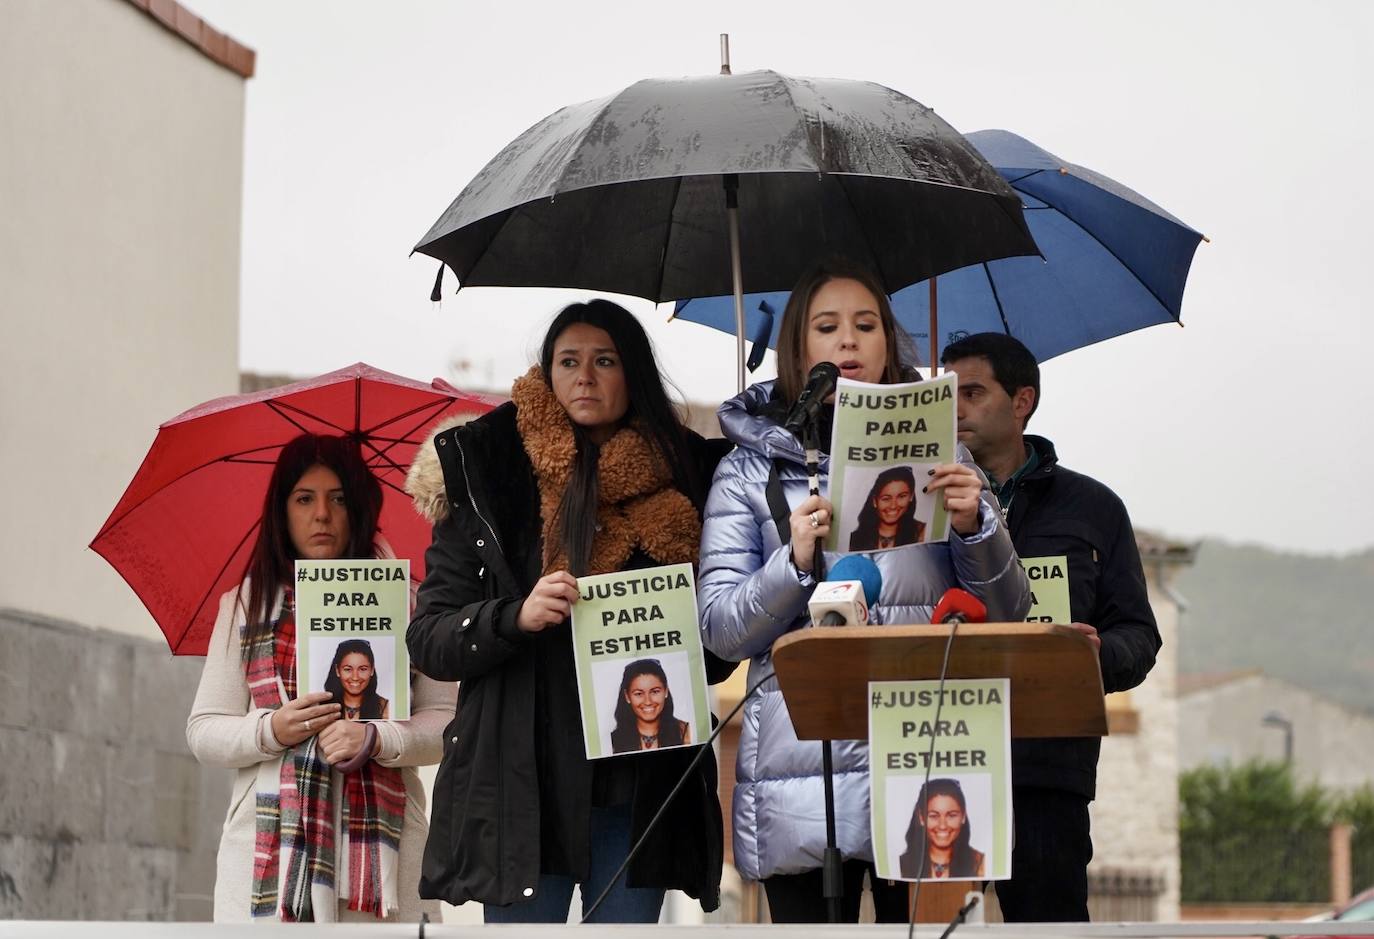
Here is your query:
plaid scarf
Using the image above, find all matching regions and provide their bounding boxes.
[245,591,405,920]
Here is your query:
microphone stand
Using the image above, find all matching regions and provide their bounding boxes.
[803,414,842,924]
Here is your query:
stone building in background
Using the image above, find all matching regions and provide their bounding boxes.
[0,0,252,919]
[1178,670,1374,794]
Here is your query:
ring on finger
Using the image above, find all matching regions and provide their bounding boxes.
[305,718,313,731]
[809,511,820,528]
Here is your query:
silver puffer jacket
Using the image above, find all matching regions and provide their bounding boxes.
[697,381,1030,881]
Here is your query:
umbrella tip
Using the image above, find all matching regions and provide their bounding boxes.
[719,33,731,75]
[1201,234,1212,244]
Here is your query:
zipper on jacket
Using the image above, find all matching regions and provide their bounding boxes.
[457,432,512,899]
[456,436,503,555]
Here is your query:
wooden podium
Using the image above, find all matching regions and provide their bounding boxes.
[771,622,1106,923]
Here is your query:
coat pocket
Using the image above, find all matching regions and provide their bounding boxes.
[224,767,257,827]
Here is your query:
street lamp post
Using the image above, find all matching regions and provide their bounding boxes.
[1261,710,1294,764]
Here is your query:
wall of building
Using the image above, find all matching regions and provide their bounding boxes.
[0,609,230,919]
[0,0,248,919]
[1086,559,1184,920]
[0,0,244,642]
[1179,674,1374,793]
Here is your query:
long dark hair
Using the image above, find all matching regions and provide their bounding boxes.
[538,299,696,576]
[899,778,980,878]
[848,466,921,551]
[609,658,684,753]
[322,638,386,720]
[775,257,906,406]
[240,433,382,657]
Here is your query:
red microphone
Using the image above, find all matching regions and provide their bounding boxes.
[931,588,988,625]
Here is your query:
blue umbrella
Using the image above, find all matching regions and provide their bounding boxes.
[671,129,1206,365]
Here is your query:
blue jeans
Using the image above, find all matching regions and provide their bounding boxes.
[483,804,665,924]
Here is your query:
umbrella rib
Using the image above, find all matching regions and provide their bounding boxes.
[453,204,524,286]
[550,96,619,196]
[654,175,686,302]
[94,442,290,537]
[979,262,1014,335]
[1002,169,1045,188]
[358,397,462,442]
[834,175,890,287]
[377,474,410,499]
[265,400,328,435]
[172,519,260,654]
[361,399,461,476]
[1017,188,1186,321]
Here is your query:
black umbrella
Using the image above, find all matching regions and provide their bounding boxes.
[415,69,1038,388]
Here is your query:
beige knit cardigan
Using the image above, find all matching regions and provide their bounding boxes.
[185,581,454,922]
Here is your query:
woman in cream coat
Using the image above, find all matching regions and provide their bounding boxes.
[186,434,454,922]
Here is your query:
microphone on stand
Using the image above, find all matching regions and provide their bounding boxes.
[805,551,883,923]
[784,361,840,436]
[808,555,883,626]
[906,587,989,936]
[931,588,988,626]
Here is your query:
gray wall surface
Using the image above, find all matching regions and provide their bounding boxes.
[0,609,228,920]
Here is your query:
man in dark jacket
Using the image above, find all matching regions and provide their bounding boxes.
[942,334,1161,922]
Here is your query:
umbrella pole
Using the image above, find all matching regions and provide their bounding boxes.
[725,174,746,393]
[929,276,939,376]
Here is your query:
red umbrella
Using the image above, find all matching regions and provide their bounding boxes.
[91,362,501,654]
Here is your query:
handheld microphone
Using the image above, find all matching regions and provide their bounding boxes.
[931,588,988,626]
[784,361,840,436]
[808,556,883,627]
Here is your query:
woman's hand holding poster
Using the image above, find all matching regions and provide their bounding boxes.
[294,559,411,721]
[569,562,711,759]
[868,678,1012,882]
[827,373,958,552]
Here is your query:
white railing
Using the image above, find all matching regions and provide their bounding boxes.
[2,923,1372,938]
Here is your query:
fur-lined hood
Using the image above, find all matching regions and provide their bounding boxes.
[405,413,475,524]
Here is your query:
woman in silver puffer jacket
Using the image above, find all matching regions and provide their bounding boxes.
[697,259,1030,923]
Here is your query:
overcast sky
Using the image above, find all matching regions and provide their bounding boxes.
[189,0,1373,555]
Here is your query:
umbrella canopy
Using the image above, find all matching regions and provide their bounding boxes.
[91,363,500,655]
[673,129,1206,363]
[414,70,1039,303]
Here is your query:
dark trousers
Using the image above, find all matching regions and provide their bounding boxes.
[995,786,1093,922]
[763,859,909,923]
[482,805,664,924]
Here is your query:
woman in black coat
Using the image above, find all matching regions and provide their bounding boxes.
[405,299,732,923]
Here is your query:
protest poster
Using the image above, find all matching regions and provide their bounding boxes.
[295,559,410,721]
[827,373,958,552]
[1019,555,1071,624]
[869,678,1012,882]
[569,562,710,760]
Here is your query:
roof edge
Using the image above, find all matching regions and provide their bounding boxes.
[124,0,255,79]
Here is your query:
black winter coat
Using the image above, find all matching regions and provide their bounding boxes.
[1006,436,1161,799]
[407,402,731,909]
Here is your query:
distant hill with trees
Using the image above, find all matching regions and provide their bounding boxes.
[1174,540,1374,715]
